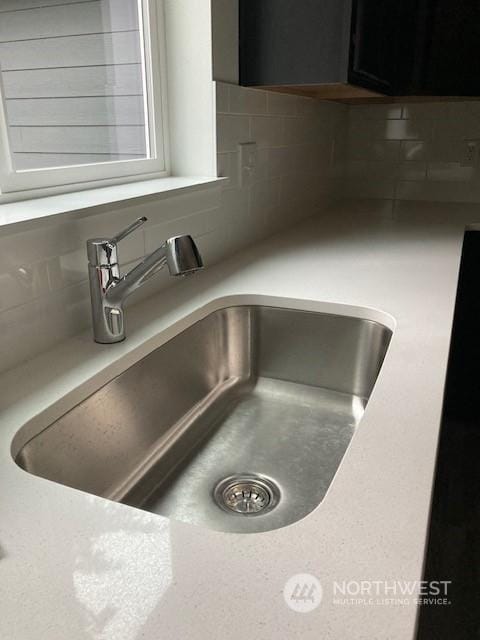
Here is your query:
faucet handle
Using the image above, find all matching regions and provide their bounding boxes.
[110,216,147,245]
[87,216,147,267]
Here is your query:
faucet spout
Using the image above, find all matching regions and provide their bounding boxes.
[87,223,204,344]
[106,244,168,305]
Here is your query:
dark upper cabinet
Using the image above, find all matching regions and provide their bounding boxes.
[240,0,353,88]
[240,0,480,99]
[411,0,480,96]
[349,0,398,95]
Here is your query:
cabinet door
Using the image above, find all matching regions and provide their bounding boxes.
[240,0,352,87]
[349,0,401,94]
[414,0,480,95]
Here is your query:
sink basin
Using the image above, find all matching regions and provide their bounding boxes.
[15,305,392,533]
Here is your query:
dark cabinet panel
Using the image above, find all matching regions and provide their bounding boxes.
[417,232,480,639]
[412,0,480,95]
[240,0,353,87]
[240,0,480,98]
[349,0,421,95]
[349,0,398,94]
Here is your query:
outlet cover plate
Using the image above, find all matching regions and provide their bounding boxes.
[239,142,258,187]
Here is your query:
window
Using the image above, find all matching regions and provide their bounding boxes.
[0,0,168,197]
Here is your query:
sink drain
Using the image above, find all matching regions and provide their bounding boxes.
[214,474,280,516]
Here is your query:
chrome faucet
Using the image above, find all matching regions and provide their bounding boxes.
[87,216,204,344]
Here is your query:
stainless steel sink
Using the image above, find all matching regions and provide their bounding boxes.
[15,305,392,533]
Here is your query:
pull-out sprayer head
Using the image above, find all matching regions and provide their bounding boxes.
[165,235,204,276]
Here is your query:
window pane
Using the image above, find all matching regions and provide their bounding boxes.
[0,0,150,171]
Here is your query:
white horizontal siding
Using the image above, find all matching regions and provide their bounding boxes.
[12,152,142,169]
[0,0,89,12]
[9,126,147,154]
[3,65,143,98]
[0,0,138,42]
[0,0,149,170]
[6,96,145,126]
[0,31,141,71]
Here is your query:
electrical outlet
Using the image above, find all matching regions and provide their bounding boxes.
[238,142,258,187]
[462,140,479,167]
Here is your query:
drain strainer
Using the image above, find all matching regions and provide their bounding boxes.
[214,474,280,516]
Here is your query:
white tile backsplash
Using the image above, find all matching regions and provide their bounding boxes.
[266,91,298,116]
[216,114,250,152]
[215,82,230,114]
[14,93,480,370]
[345,99,480,205]
[398,162,427,181]
[250,115,284,148]
[401,140,426,162]
[0,81,347,373]
[229,85,267,115]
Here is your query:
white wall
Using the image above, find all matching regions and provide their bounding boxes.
[0,82,347,373]
[164,0,217,177]
[344,101,480,205]
[216,83,346,243]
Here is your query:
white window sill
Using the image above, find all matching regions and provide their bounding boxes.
[0,177,225,231]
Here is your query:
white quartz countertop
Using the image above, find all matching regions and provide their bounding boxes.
[0,200,474,640]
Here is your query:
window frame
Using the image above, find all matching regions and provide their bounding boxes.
[0,0,169,199]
